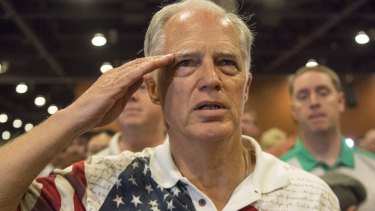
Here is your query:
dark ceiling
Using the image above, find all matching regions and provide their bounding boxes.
[1,0,375,139]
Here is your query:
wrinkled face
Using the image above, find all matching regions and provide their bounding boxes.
[117,82,163,129]
[291,71,344,133]
[241,112,260,139]
[149,10,251,141]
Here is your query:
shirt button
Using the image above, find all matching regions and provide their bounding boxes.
[198,199,206,206]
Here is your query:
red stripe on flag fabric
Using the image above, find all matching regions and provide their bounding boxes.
[65,161,87,201]
[67,161,87,210]
[33,174,62,210]
[239,205,258,211]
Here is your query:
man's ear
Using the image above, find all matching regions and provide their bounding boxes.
[144,75,160,104]
[244,73,252,102]
[337,91,346,113]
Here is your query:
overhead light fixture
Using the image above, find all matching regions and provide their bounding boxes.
[47,104,59,114]
[24,123,34,132]
[13,118,22,128]
[91,33,107,46]
[15,82,28,94]
[305,59,318,67]
[34,95,46,107]
[100,62,113,73]
[0,113,8,123]
[2,131,11,140]
[355,31,369,44]
[0,61,9,74]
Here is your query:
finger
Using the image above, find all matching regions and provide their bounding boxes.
[120,54,171,70]
[116,54,174,86]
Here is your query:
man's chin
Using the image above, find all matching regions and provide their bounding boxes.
[309,125,331,134]
[187,123,234,141]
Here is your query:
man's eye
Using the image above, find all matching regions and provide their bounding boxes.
[174,60,197,77]
[176,60,194,68]
[296,92,309,101]
[220,59,236,66]
[317,88,330,96]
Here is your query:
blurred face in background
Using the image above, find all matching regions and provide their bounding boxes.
[51,135,87,169]
[241,111,260,139]
[360,129,375,153]
[117,82,164,130]
[86,132,112,156]
[291,71,344,134]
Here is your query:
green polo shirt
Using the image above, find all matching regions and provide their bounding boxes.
[280,137,375,171]
[280,137,375,210]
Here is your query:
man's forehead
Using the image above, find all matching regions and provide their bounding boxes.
[294,72,333,89]
[167,8,231,30]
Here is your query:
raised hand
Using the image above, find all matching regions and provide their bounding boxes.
[68,54,174,131]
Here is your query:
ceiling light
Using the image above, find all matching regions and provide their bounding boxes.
[13,118,22,128]
[355,31,369,44]
[0,61,9,74]
[2,131,11,140]
[305,59,318,67]
[100,62,113,73]
[48,104,59,114]
[24,123,34,132]
[91,33,107,46]
[15,82,28,94]
[0,113,8,123]
[345,137,355,148]
[34,95,46,107]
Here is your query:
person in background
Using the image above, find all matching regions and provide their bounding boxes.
[38,131,91,177]
[358,129,375,154]
[280,64,375,210]
[320,171,367,211]
[266,133,297,157]
[86,129,114,157]
[259,127,287,150]
[96,82,166,156]
[0,1,339,210]
[240,108,260,140]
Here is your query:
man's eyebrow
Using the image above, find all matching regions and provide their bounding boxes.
[296,88,309,95]
[175,51,202,59]
[316,85,330,90]
[214,52,237,58]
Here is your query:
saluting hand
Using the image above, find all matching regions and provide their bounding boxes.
[68,54,174,131]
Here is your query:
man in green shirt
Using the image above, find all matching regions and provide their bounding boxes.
[281,65,375,210]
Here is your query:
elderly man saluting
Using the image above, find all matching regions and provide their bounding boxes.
[0,0,338,210]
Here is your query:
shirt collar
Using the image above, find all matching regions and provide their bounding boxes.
[294,137,354,171]
[109,133,122,155]
[150,136,290,194]
[244,136,290,193]
[149,140,181,188]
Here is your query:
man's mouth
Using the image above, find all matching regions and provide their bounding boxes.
[308,113,326,119]
[195,102,226,110]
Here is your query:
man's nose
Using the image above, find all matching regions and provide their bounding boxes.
[198,60,222,91]
[129,90,140,101]
[309,92,320,107]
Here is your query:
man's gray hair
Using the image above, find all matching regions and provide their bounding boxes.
[144,0,254,71]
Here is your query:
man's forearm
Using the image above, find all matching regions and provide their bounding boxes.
[0,108,84,210]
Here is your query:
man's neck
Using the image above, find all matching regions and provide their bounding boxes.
[118,125,165,152]
[169,132,253,210]
[300,129,342,166]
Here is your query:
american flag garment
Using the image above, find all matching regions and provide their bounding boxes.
[99,157,196,210]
